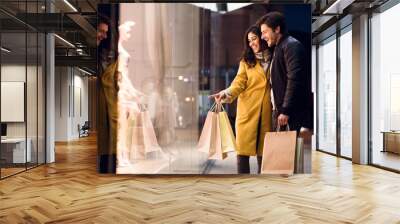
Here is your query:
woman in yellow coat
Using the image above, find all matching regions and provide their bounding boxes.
[211,25,272,174]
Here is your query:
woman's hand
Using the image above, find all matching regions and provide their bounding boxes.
[209,90,228,103]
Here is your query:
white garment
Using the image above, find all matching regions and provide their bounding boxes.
[270,55,276,111]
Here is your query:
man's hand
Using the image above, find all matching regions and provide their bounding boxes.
[278,114,289,127]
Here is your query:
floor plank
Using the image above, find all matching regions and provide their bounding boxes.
[0,135,399,223]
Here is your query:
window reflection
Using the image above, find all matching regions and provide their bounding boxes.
[339,29,352,158]
[371,4,400,171]
[113,3,312,174]
[317,36,337,154]
[0,1,46,179]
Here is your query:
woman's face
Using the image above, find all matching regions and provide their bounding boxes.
[248,32,260,53]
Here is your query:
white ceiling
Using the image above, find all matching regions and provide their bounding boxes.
[187,3,253,13]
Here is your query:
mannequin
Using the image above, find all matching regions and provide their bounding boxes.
[117,21,144,166]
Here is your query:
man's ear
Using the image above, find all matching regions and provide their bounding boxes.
[275,26,281,34]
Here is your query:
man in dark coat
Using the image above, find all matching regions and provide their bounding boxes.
[257,12,313,132]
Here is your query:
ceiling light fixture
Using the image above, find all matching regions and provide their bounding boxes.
[54,34,75,48]
[216,3,227,13]
[78,67,93,76]
[323,0,341,14]
[1,47,11,53]
[188,3,218,12]
[63,0,78,12]
[227,3,252,12]
[322,0,354,15]
[188,3,252,13]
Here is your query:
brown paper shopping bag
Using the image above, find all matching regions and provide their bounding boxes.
[130,104,162,160]
[294,137,304,174]
[197,103,230,160]
[261,126,297,175]
[197,111,215,154]
[208,111,227,160]
[219,111,236,154]
[296,128,313,173]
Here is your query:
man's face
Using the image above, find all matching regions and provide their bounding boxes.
[97,23,109,46]
[261,24,280,47]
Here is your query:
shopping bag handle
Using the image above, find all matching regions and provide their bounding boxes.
[276,124,290,132]
[216,102,225,112]
[209,101,225,112]
[137,103,147,112]
[210,102,217,111]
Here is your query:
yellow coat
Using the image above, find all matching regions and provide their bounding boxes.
[227,60,272,156]
[100,62,119,154]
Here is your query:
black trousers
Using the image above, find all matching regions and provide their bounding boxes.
[237,155,263,174]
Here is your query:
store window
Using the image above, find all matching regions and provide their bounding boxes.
[0,1,46,179]
[339,27,352,158]
[317,35,337,155]
[370,3,400,171]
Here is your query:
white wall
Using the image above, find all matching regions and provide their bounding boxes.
[55,66,70,141]
[1,65,40,138]
[1,66,25,138]
[55,67,89,141]
[72,72,89,138]
[1,64,46,164]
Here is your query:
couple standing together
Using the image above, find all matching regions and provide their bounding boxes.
[210,12,313,174]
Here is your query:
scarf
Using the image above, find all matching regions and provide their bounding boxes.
[255,50,271,73]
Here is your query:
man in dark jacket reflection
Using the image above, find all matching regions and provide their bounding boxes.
[257,12,313,132]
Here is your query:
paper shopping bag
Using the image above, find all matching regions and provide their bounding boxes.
[294,137,304,174]
[261,129,297,175]
[197,111,215,154]
[142,110,162,153]
[218,111,236,153]
[197,103,228,160]
[298,128,313,173]
[208,111,227,160]
[130,108,162,160]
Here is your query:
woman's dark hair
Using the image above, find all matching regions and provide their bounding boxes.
[241,25,268,68]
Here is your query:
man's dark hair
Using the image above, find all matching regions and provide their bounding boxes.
[257,11,287,34]
[97,15,109,27]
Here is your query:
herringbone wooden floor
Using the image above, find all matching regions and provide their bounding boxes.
[1,135,400,223]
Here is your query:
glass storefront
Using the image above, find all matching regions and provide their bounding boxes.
[339,27,352,159]
[97,3,312,174]
[315,0,400,172]
[370,3,400,171]
[316,24,353,159]
[0,1,47,179]
[317,35,337,155]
